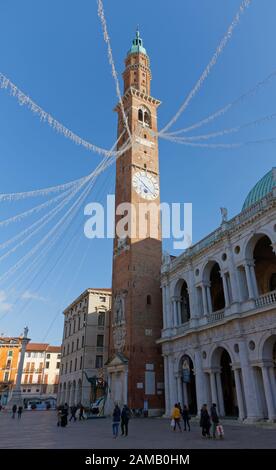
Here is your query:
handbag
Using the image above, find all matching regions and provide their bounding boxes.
[170,418,175,427]
[216,424,224,436]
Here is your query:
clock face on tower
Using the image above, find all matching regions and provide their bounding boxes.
[132,171,159,200]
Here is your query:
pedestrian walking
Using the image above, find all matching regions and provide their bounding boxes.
[171,403,182,432]
[182,405,191,431]
[79,404,85,421]
[69,405,77,422]
[210,403,219,439]
[60,405,68,427]
[57,406,62,427]
[12,404,17,419]
[121,405,131,437]
[200,404,211,438]
[17,406,23,419]
[112,404,121,439]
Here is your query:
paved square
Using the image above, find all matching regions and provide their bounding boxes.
[0,410,276,449]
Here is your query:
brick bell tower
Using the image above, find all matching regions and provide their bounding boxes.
[106,29,164,415]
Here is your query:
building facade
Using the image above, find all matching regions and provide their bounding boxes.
[58,288,111,407]
[159,168,276,422]
[0,336,23,406]
[21,343,61,407]
[107,30,164,415]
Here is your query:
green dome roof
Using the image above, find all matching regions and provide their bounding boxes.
[128,28,147,56]
[242,168,276,210]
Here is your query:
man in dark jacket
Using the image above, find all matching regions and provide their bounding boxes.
[12,404,17,419]
[121,405,131,437]
[210,403,219,438]
[200,404,211,438]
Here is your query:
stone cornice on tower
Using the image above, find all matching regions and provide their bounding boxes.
[114,87,161,113]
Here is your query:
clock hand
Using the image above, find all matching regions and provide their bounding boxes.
[139,177,155,196]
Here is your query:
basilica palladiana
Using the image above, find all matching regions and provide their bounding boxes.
[159,168,276,422]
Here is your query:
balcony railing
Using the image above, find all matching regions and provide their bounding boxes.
[255,290,276,308]
[170,191,275,270]
[207,309,225,323]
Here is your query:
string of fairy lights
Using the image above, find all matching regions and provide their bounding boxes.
[0,0,275,336]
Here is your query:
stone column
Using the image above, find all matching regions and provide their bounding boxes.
[176,298,182,325]
[124,369,128,405]
[206,285,212,314]
[188,264,197,319]
[221,273,230,308]
[216,372,225,416]
[210,371,218,406]
[244,263,255,300]
[239,340,261,421]
[168,355,177,411]
[8,326,30,408]
[163,355,171,416]
[249,264,259,298]
[162,286,167,329]
[172,299,178,327]
[202,286,208,316]
[268,366,276,408]
[233,368,246,421]
[261,365,276,421]
[177,375,183,406]
[194,349,205,416]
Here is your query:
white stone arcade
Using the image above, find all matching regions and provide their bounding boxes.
[159,170,276,422]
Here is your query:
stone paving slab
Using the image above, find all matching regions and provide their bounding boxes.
[0,410,275,449]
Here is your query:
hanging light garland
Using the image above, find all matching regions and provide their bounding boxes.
[0,72,130,159]
[97,0,132,141]
[163,70,276,137]
[159,0,252,135]
[161,112,276,142]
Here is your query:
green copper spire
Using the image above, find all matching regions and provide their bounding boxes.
[128,27,148,56]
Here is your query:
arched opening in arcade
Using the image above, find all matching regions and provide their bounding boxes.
[179,355,197,415]
[174,279,191,325]
[180,281,190,323]
[253,235,276,295]
[210,263,225,312]
[255,334,276,420]
[203,261,225,314]
[211,347,238,418]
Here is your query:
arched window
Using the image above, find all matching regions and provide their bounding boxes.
[146,295,151,305]
[144,111,150,126]
[270,273,276,292]
[98,312,105,326]
[138,109,143,122]
[210,262,225,312]
[180,281,190,323]
[138,107,151,128]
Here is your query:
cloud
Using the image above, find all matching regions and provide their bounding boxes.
[0,290,13,313]
[21,290,47,302]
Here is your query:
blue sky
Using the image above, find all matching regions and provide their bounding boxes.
[0,0,275,344]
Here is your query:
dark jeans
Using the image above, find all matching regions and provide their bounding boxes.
[113,422,119,437]
[69,414,76,422]
[121,419,129,436]
[174,418,182,431]
[202,425,211,437]
[183,418,190,431]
